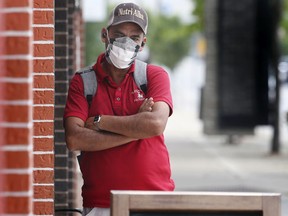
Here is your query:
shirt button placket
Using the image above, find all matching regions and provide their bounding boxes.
[115,87,122,105]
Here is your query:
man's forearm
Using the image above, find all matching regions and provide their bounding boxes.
[65,117,136,151]
[98,102,170,138]
[98,112,160,139]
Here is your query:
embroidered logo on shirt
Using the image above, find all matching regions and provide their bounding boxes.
[132,89,145,102]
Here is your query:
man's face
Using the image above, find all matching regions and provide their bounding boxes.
[107,22,146,47]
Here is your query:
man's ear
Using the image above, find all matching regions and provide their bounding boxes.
[101,28,107,43]
[140,37,147,51]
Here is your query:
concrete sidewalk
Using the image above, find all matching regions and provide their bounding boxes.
[165,110,288,215]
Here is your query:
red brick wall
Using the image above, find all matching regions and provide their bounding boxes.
[0,1,4,214]
[33,0,55,214]
[0,0,34,214]
[1,0,84,214]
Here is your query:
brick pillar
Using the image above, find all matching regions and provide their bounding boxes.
[54,0,85,210]
[0,0,34,214]
[0,1,4,214]
[67,0,79,208]
[54,0,70,209]
[33,0,55,214]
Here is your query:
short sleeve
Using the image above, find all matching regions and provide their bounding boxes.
[146,65,173,116]
[63,73,89,122]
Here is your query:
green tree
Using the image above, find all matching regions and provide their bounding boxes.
[147,0,205,69]
[189,0,205,33]
[147,13,192,69]
[85,21,106,65]
[280,0,288,55]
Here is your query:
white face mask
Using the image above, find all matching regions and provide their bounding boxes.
[105,33,141,69]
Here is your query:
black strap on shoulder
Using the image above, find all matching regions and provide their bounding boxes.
[86,95,93,107]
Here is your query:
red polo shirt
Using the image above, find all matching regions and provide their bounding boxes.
[64,53,175,207]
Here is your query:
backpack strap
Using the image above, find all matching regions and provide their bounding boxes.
[76,66,97,165]
[134,59,148,94]
[77,66,97,106]
[77,60,147,107]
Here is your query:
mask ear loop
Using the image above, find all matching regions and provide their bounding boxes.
[105,29,114,44]
[105,29,112,59]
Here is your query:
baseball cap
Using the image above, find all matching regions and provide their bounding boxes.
[107,3,148,35]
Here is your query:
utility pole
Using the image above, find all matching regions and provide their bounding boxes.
[270,0,282,154]
[271,61,281,154]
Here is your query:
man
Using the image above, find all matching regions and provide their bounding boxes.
[64,2,174,215]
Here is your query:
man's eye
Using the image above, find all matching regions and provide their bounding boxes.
[131,37,140,42]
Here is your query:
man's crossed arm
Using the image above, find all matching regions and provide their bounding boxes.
[64,98,170,151]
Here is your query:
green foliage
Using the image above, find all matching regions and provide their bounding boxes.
[146,0,204,69]
[85,21,106,65]
[147,13,192,69]
[280,0,288,55]
[189,0,205,33]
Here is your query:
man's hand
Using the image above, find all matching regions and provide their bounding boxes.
[138,97,154,113]
[85,117,97,131]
